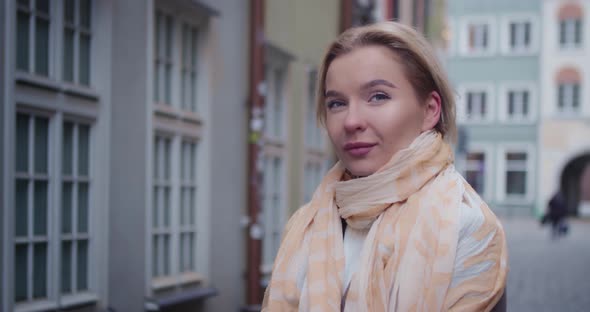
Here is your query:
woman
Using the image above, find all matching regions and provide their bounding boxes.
[263,22,508,312]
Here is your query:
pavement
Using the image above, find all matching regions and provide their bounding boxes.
[502,217,590,312]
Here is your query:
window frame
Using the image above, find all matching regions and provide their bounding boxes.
[62,0,93,86]
[457,83,495,124]
[500,13,539,55]
[556,82,581,115]
[16,0,53,77]
[496,143,535,204]
[260,152,287,275]
[498,81,537,124]
[459,15,496,57]
[149,2,211,292]
[559,17,583,49]
[12,108,99,312]
[463,143,493,201]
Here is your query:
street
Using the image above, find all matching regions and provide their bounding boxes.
[503,218,590,311]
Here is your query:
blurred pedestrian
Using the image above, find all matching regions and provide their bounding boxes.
[542,191,569,238]
[262,21,508,311]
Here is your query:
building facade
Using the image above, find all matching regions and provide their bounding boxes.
[539,0,590,217]
[446,0,541,216]
[2,0,250,311]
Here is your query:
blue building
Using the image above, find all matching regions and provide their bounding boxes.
[446,0,541,216]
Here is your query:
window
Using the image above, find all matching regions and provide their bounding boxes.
[499,82,536,123]
[558,83,580,113]
[152,136,172,279]
[505,153,527,197]
[264,66,286,139]
[151,5,208,289]
[500,14,539,55]
[559,19,583,48]
[556,67,582,115]
[507,91,529,119]
[179,141,198,273]
[63,0,92,85]
[468,23,489,52]
[303,162,324,203]
[14,112,95,309]
[497,144,534,203]
[558,4,583,48]
[262,156,284,269]
[466,91,487,121]
[181,25,199,112]
[61,121,91,295]
[458,84,494,123]
[154,11,174,105]
[509,21,531,50]
[152,135,201,286]
[460,17,495,56]
[16,0,51,76]
[465,152,486,195]
[15,113,50,303]
[305,69,323,149]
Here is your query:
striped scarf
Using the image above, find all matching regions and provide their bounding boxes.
[262,131,508,311]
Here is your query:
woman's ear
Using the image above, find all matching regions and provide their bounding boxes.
[422,91,442,132]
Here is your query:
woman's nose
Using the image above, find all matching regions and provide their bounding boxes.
[343,101,366,133]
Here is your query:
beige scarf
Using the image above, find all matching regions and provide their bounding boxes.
[262,131,508,311]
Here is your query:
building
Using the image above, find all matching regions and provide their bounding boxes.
[539,0,590,217]
[1,0,250,311]
[446,0,542,216]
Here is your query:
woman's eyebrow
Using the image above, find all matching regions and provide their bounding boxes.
[324,90,345,98]
[360,79,396,90]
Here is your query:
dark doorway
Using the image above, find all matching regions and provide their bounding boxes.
[560,152,590,216]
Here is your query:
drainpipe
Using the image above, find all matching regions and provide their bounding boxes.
[341,0,353,32]
[245,0,265,309]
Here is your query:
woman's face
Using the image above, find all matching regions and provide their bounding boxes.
[324,45,436,177]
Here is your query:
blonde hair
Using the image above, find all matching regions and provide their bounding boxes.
[316,21,457,141]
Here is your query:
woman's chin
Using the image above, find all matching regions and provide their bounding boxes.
[345,164,378,178]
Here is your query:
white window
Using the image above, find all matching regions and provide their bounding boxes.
[465,152,486,195]
[303,161,325,203]
[462,143,493,200]
[262,155,284,270]
[499,82,536,123]
[154,11,174,105]
[460,16,495,56]
[181,24,199,112]
[509,21,531,50]
[151,5,208,290]
[505,153,527,197]
[15,113,51,304]
[469,24,489,51]
[16,0,51,76]
[264,66,286,139]
[559,18,583,48]
[179,140,198,274]
[61,121,91,295]
[305,69,324,149]
[152,136,172,280]
[63,0,92,86]
[557,83,581,113]
[458,84,494,123]
[15,112,97,311]
[466,91,487,120]
[497,144,535,203]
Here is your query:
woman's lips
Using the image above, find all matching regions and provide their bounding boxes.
[343,142,377,157]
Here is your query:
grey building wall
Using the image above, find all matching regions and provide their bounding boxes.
[109,0,150,311]
[1,0,6,310]
[199,0,249,311]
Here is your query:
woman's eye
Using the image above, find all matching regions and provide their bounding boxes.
[326,100,346,110]
[369,92,390,102]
